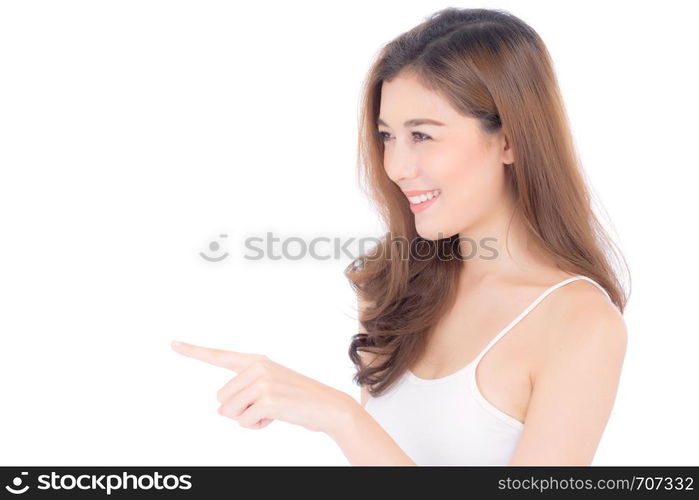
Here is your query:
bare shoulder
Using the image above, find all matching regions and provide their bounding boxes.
[552,277,623,319]
[533,277,628,385]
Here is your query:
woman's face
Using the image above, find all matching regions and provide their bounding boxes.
[378,73,514,241]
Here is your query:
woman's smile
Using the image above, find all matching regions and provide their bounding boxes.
[407,189,442,213]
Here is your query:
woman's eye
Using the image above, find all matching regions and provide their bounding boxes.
[377,131,431,143]
[411,132,431,142]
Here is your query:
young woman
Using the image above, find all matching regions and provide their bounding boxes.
[344,7,630,465]
[172,7,629,466]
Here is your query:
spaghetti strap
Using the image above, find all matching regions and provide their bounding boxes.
[471,275,609,366]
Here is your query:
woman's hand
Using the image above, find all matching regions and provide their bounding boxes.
[170,340,353,435]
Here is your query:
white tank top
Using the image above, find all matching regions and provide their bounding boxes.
[364,275,612,465]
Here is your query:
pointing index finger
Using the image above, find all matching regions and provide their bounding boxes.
[171,340,250,372]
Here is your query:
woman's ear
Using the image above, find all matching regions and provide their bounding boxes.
[502,134,515,165]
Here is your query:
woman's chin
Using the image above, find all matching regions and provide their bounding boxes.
[415,223,450,241]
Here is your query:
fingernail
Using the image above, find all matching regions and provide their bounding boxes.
[171,340,183,348]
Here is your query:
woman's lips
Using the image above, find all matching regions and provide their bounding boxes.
[408,191,441,213]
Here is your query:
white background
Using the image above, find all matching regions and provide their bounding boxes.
[1,0,697,465]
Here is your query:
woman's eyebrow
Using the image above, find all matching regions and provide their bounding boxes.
[377,118,446,127]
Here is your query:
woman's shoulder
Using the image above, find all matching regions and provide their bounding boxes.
[503,269,621,322]
[547,272,623,325]
[532,272,628,382]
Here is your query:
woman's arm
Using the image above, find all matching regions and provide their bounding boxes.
[325,393,416,466]
[509,293,628,465]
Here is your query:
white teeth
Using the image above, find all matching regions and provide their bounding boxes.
[408,189,441,204]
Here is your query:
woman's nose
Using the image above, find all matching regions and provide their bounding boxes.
[383,148,419,183]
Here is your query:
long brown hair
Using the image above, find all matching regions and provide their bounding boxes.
[345,7,631,397]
